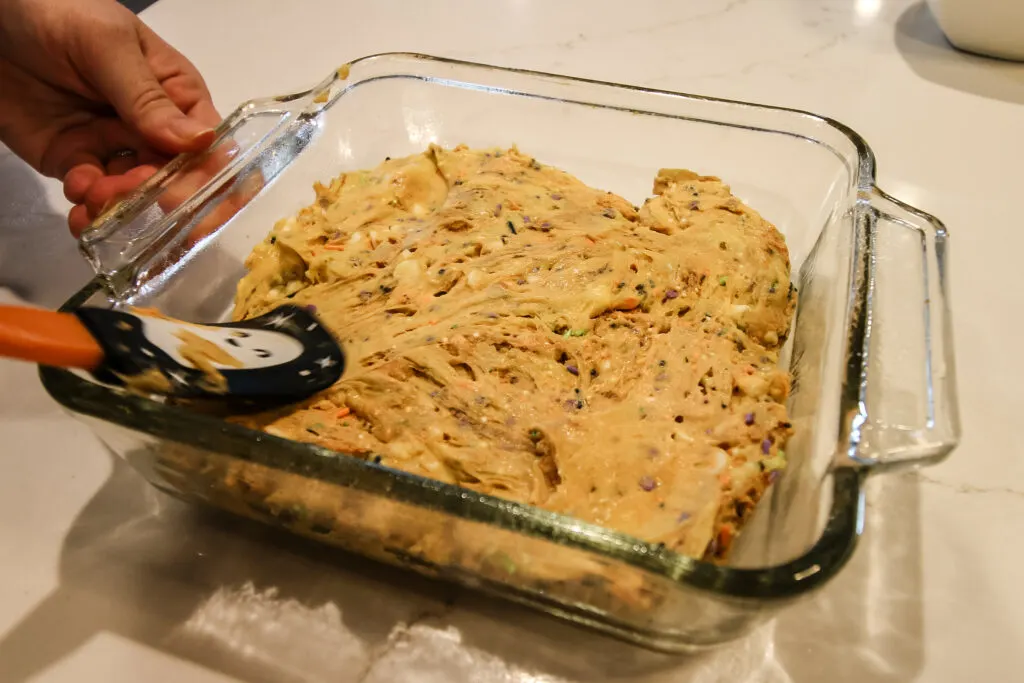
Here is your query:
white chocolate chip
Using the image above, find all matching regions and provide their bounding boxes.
[467,269,485,290]
[710,448,728,474]
[672,429,694,443]
[394,259,421,282]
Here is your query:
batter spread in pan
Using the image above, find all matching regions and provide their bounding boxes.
[230,145,795,559]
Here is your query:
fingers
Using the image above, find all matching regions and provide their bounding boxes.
[67,165,159,237]
[83,165,159,218]
[64,150,165,204]
[187,98,223,130]
[60,15,226,239]
[137,23,222,130]
[63,164,104,204]
[79,22,215,156]
[52,116,169,203]
[181,167,266,251]
[67,204,91,238]
[42,116,138,179]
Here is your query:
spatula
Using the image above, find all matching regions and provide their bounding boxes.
[0,304,345,399]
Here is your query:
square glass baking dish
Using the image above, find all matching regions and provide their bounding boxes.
[41,53,960,651]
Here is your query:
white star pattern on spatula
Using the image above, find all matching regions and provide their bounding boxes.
[267,313,294,328]
[167,370,189,385]
[315,357,336,369]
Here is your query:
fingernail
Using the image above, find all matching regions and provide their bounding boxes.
[168,117,215,144]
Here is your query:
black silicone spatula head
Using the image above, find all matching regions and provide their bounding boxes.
[75,304,345,399]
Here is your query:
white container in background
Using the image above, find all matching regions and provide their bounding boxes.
[927,0,1024,61]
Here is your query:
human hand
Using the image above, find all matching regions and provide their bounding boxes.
[0,0,221,236]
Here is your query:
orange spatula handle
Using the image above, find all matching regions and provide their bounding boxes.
[0,305,104,370]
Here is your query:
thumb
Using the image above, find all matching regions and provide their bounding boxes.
[81,28,215,154]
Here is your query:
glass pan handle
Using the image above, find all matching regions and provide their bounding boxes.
[844,188,961,471]
[76,67,350,300]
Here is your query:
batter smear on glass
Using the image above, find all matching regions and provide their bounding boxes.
[230,145,795,560]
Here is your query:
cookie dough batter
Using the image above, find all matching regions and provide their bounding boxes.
[230,145,795,559]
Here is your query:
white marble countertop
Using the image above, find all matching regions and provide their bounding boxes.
[1,0,1021,680]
